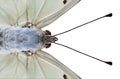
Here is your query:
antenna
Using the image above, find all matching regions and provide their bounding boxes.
[53,13,113,65]
[54,43,112,65]
[53,13,112,36]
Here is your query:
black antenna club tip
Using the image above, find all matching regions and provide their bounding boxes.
[105,13,113,17]
[105,61,112,65]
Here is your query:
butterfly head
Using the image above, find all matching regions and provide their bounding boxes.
[43,30,58,48]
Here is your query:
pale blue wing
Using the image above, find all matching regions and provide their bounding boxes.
[0,51,80,79]
[0,0,80,27]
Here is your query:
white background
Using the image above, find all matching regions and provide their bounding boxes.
[43,0,120,79]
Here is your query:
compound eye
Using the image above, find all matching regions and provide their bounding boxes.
[45,30,51,35]
[45,43,51,48]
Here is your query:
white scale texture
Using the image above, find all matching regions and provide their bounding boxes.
[0,0,80,79]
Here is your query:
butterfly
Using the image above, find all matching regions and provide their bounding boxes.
[0,0,81,79]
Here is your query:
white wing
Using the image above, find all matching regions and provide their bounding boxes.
[0,0,80,27]
[0,51,80,79]
[0,0,27,26]
[0,53,27,79]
